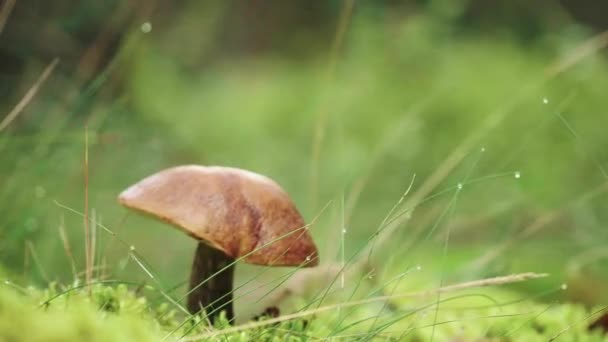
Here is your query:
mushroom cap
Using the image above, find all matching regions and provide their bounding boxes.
[118,165,318,267]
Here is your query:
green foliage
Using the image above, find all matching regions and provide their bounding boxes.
[2,5,607,292]
[2,3,608,341]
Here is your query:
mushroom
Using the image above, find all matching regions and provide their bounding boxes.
[117,165,318,324]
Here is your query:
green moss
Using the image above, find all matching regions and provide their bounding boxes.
[0,282,605,341]
[0,284,161,342]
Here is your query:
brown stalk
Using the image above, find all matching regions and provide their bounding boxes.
[188,242,236,323]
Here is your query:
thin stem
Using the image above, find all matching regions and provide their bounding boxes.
[188,242,235,324]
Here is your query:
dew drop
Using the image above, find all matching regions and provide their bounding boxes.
[457,183,463,190]
[480,147,486,152]
[514,171,521,179]
[416,265,422,271]
[141,22,152,33]
[368,274,374,279]
[3,280,9,285]
[561,283,568,290]
[543,98,549,104]
[342,228,347,234]
[129,245,135,251]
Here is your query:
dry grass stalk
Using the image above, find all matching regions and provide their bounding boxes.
[185,272,547,340]
[309,0,356,211]
[84,126,92,290]
[0,58,59,132]
[25,240,50,283]
[0,0,15,34]
[58,214,78,282]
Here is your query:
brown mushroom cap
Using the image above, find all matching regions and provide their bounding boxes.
[118,165,318,267]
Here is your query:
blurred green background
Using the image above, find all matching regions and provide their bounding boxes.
[1,0,608,318]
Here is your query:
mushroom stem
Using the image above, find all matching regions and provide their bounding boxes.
[188,242,235,324]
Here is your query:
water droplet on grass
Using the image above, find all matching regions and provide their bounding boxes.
[514,171,521,179]
[342,228,347,234]
[416,265,422,271]
[561,283,568,290]
[543,98,549,104]
[3,280,9,285]
[141,22,152,33]
[457,183,463,190]
[129,245,135,251]
[481,147,486,152]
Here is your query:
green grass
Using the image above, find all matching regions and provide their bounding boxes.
[2,4,608,341]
